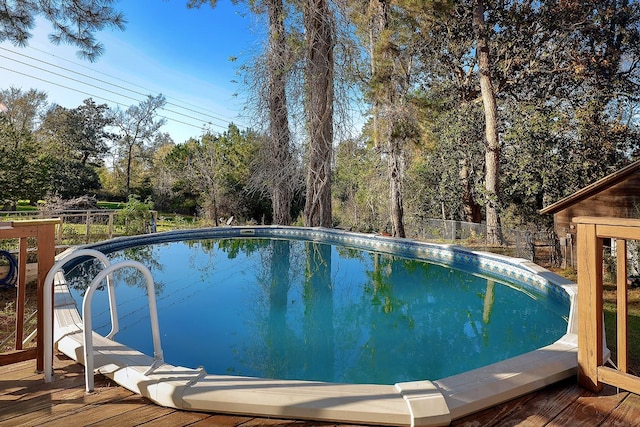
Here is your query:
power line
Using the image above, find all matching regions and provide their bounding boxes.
[0,66,219,131]
[0,46,245,127]
[0,48,252,135]
[27,44,244,125]
[0,53,235,131]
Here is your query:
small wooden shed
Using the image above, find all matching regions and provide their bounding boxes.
[540,159,640,267]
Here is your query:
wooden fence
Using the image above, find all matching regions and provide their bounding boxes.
[575,216,640,395]
[0,210,158,246]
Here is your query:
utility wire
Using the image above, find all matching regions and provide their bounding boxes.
[27,44,243,125]
[0,46,245,127]
[0,65,220,130]
[0,53,232,129]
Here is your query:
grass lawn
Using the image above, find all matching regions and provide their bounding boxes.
[603,283,640,374]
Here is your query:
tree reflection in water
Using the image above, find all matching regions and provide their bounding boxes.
[66,238,568,384]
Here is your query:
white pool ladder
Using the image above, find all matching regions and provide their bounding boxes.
[43,249,163,392]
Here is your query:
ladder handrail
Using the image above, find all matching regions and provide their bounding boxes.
[82,260,163,392]
[44,249,116,383]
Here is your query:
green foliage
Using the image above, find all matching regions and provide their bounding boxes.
[111,94,167,197]
[404,98,485,222]
[16,204,36,212]
[332,136,387,233]
[39,99,114,168]
[0,93,115,203]
[116,195,154,235]
[0,114,43,205]
[3,0,640,236]
[0,0,125,61]
[374,0,640,232]
[60,225,84,246]
[161,124,270,224]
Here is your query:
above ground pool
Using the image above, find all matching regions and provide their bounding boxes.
[65,235,568,385]
[51,226,579,426]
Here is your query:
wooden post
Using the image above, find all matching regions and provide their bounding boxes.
[57,218,63,244]
[0,219,58,367]
[85,210,91,243]
[576,222,603,392]
[151,211,158,233]
[574,217,640,395]
[616,239,628,373]
[14,238,28,350]
[108,212,114,239]
[36,221,56,371]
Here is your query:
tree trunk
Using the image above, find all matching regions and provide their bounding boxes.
[388,138,406,237]
[459,156,481,223]
[303,0,334,228]
[472,0,503,245]
[268,0,293,225]
[125,139,133,197]
[211,188,219,227]
[370,0,406,238]
[369,0,387,149]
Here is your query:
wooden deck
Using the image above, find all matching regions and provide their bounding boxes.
[2,354,640,427]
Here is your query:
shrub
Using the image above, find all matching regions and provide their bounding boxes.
[116,195,154,235]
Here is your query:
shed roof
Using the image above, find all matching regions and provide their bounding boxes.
[540,159,640,215]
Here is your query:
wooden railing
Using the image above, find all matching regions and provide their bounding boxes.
[575,216,640,394]
[0,219,58,368]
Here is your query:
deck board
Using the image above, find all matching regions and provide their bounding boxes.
[547,385,629,426]
[601,392,640,426]
[64,395,176,426]
[491,380,583,425]
[2,354,640,426]
[450,392,538,426]
[132,410,213,427]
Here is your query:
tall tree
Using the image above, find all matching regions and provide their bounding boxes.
[111,94,166,197]
[366,0,417,237]
[187,0,299,225]
[266,0,295,225]
[0,114,38,205]
[39,98,113,166]
[0,87,47,147]
[74,99,114,166]
[0,87,48,205]
[344,0,446,237]
[303,0,335,227]
[472,0,502,244]
[0,0,125,61]
[490,0,640,225]
[35,98,114,198]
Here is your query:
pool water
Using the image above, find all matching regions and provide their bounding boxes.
[66,238,569,385]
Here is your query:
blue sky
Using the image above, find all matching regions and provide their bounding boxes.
[0,0,260,143]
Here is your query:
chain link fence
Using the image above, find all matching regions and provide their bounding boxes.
[406,218,562,267]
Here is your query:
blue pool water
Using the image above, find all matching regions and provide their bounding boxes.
[66,237,569,385]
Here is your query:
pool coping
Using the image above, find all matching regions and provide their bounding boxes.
[52,226,578,427]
